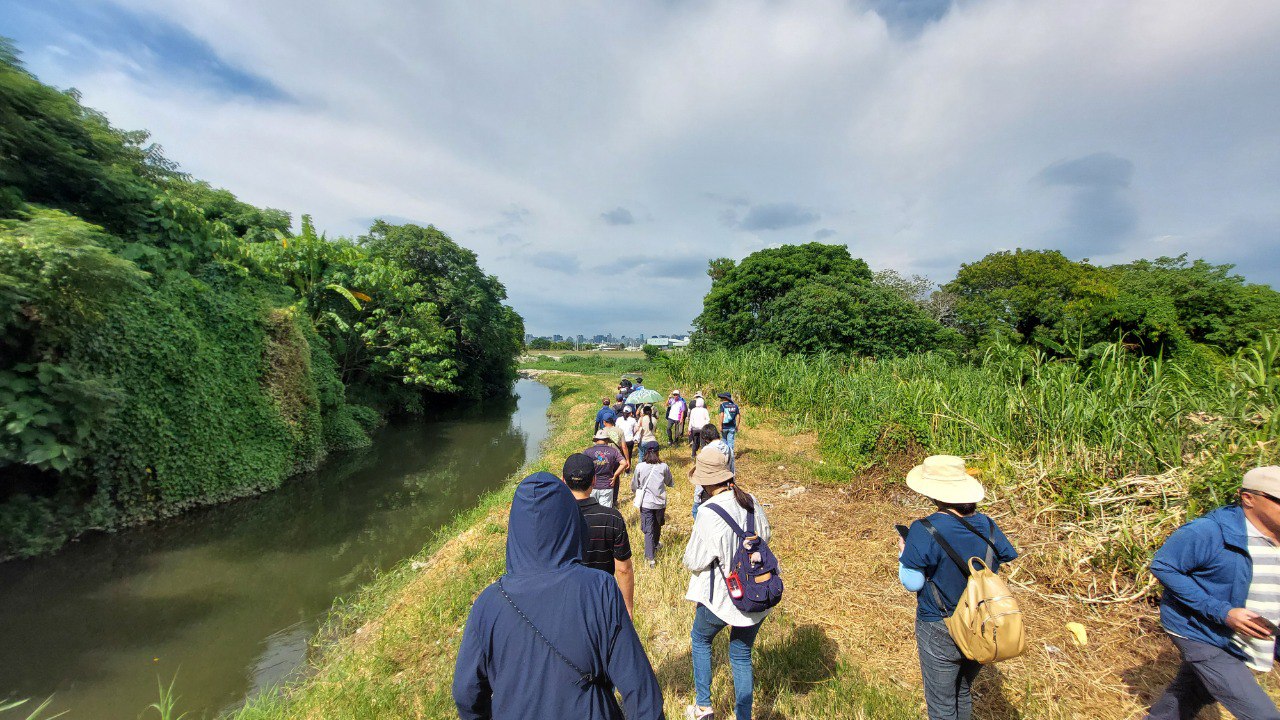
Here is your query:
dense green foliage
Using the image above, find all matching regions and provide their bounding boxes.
[0,41,521,557]
[946,249,1280,356]
[692,242,954,356]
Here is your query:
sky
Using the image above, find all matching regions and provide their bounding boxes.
[3,0,1278,336]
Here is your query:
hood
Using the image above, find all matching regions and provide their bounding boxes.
[505,472,585,575]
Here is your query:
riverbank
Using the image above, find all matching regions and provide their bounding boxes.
[232,366,1274,719]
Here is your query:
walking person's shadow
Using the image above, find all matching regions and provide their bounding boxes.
[654,622,839,719]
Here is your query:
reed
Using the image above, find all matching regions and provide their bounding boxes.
[664,337,1278,596]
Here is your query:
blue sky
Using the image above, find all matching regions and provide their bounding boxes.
[3,0,1278,335]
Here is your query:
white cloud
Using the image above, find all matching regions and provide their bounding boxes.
[22,0,1280,333]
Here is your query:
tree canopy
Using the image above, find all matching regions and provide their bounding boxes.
[693,242,952,356]
[944,249,1280,356]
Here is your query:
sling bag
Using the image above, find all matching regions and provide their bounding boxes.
[497,577,601,689]
[919,515,1025,664]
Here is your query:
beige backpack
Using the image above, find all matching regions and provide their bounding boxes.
[921,517,1026,664]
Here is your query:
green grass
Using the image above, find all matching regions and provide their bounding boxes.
[664,338,1278,508]
[520,353,650,374]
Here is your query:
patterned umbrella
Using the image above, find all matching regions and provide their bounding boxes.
[625,388,663,405]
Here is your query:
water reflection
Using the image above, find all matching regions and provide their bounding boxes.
[0,379,551,719]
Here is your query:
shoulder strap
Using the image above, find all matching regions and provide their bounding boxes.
[497,577,597,689]
[951,514,998,566]
[704,502,751,538]
[919,518,970,577]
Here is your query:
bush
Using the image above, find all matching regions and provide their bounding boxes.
[324,405,373,452]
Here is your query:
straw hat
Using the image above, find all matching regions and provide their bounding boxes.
[906,455,984,504]
[691,446,735,486]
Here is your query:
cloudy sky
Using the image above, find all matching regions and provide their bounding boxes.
[4,0,1278,335]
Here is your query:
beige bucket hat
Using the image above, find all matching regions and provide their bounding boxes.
[691,446,735,486]
[906,455,984,504]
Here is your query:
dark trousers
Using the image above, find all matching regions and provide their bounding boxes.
[916,618,982,720]
[1147,634,1280,720]
[690,429,705,459]
[640,507,665,561]
[666,418,683,444]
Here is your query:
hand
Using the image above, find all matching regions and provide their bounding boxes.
[896,536,906,554]
[1227,608,1274,639]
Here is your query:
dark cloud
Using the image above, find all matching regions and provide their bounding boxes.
[1038,152,1134,189]
[723,202,821,231]
[813,228,837,240]
[1037,152,1138,256]
[497,233,529,248]
[601,207,636,225]
[475,205,532,234]
[591,255,710,281]
[869,0,954,40]
[525,250,580,274]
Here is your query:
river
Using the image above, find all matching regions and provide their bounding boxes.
[0,379,551,719]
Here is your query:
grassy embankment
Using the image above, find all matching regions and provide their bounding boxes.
[235,340,1278,719]
[233,367,915,719]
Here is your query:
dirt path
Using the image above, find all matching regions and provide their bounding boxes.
[618,401,1187,719]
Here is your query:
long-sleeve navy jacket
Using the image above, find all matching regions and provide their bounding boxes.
[452,472,664,720]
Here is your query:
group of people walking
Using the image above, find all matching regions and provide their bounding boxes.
[453,375,1280,720]
[455,381,769,720]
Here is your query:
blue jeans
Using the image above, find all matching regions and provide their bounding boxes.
[691,603,763,720]
[722,428,736,452]
[916,618,982,720]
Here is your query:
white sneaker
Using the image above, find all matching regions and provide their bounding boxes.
[685,705,713,720]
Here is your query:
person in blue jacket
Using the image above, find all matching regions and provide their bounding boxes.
[595,397,618,432]
[1145,466,1280,720]
[452,472,664,720]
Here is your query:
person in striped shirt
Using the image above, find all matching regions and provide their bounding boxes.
[1147,466,1280,720]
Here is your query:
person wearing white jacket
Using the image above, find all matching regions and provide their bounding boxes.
[682,446,771,720]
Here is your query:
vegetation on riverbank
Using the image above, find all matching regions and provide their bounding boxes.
[232,355,1279,718]
[0,40,523,558]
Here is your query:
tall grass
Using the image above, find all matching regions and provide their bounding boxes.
[665,337,1278,596]
[666,338,1276,504]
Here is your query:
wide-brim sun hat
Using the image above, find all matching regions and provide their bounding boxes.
[691,446,735,486]
[906,455,984,504]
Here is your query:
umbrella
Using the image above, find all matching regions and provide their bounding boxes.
[625,388,663,405]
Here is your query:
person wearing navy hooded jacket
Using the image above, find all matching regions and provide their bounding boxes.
[453,472,665,720]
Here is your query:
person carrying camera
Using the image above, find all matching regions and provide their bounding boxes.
[1146,467,1280,720]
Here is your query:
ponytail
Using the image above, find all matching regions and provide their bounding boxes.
[729,482,754,513]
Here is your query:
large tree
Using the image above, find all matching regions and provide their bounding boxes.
[944,249,1111,346]
[693,242,948,356]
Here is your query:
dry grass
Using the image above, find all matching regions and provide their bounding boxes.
[237,370,1280,719]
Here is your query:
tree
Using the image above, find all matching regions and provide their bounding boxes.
[693,242,874,347]
[944,249,1112,347]
[1091,255,1280,354]
[692,242,948,356]
[361,221,524,396]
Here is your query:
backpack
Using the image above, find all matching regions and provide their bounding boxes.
[704,503,783,613]
[920,515,1025,664]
